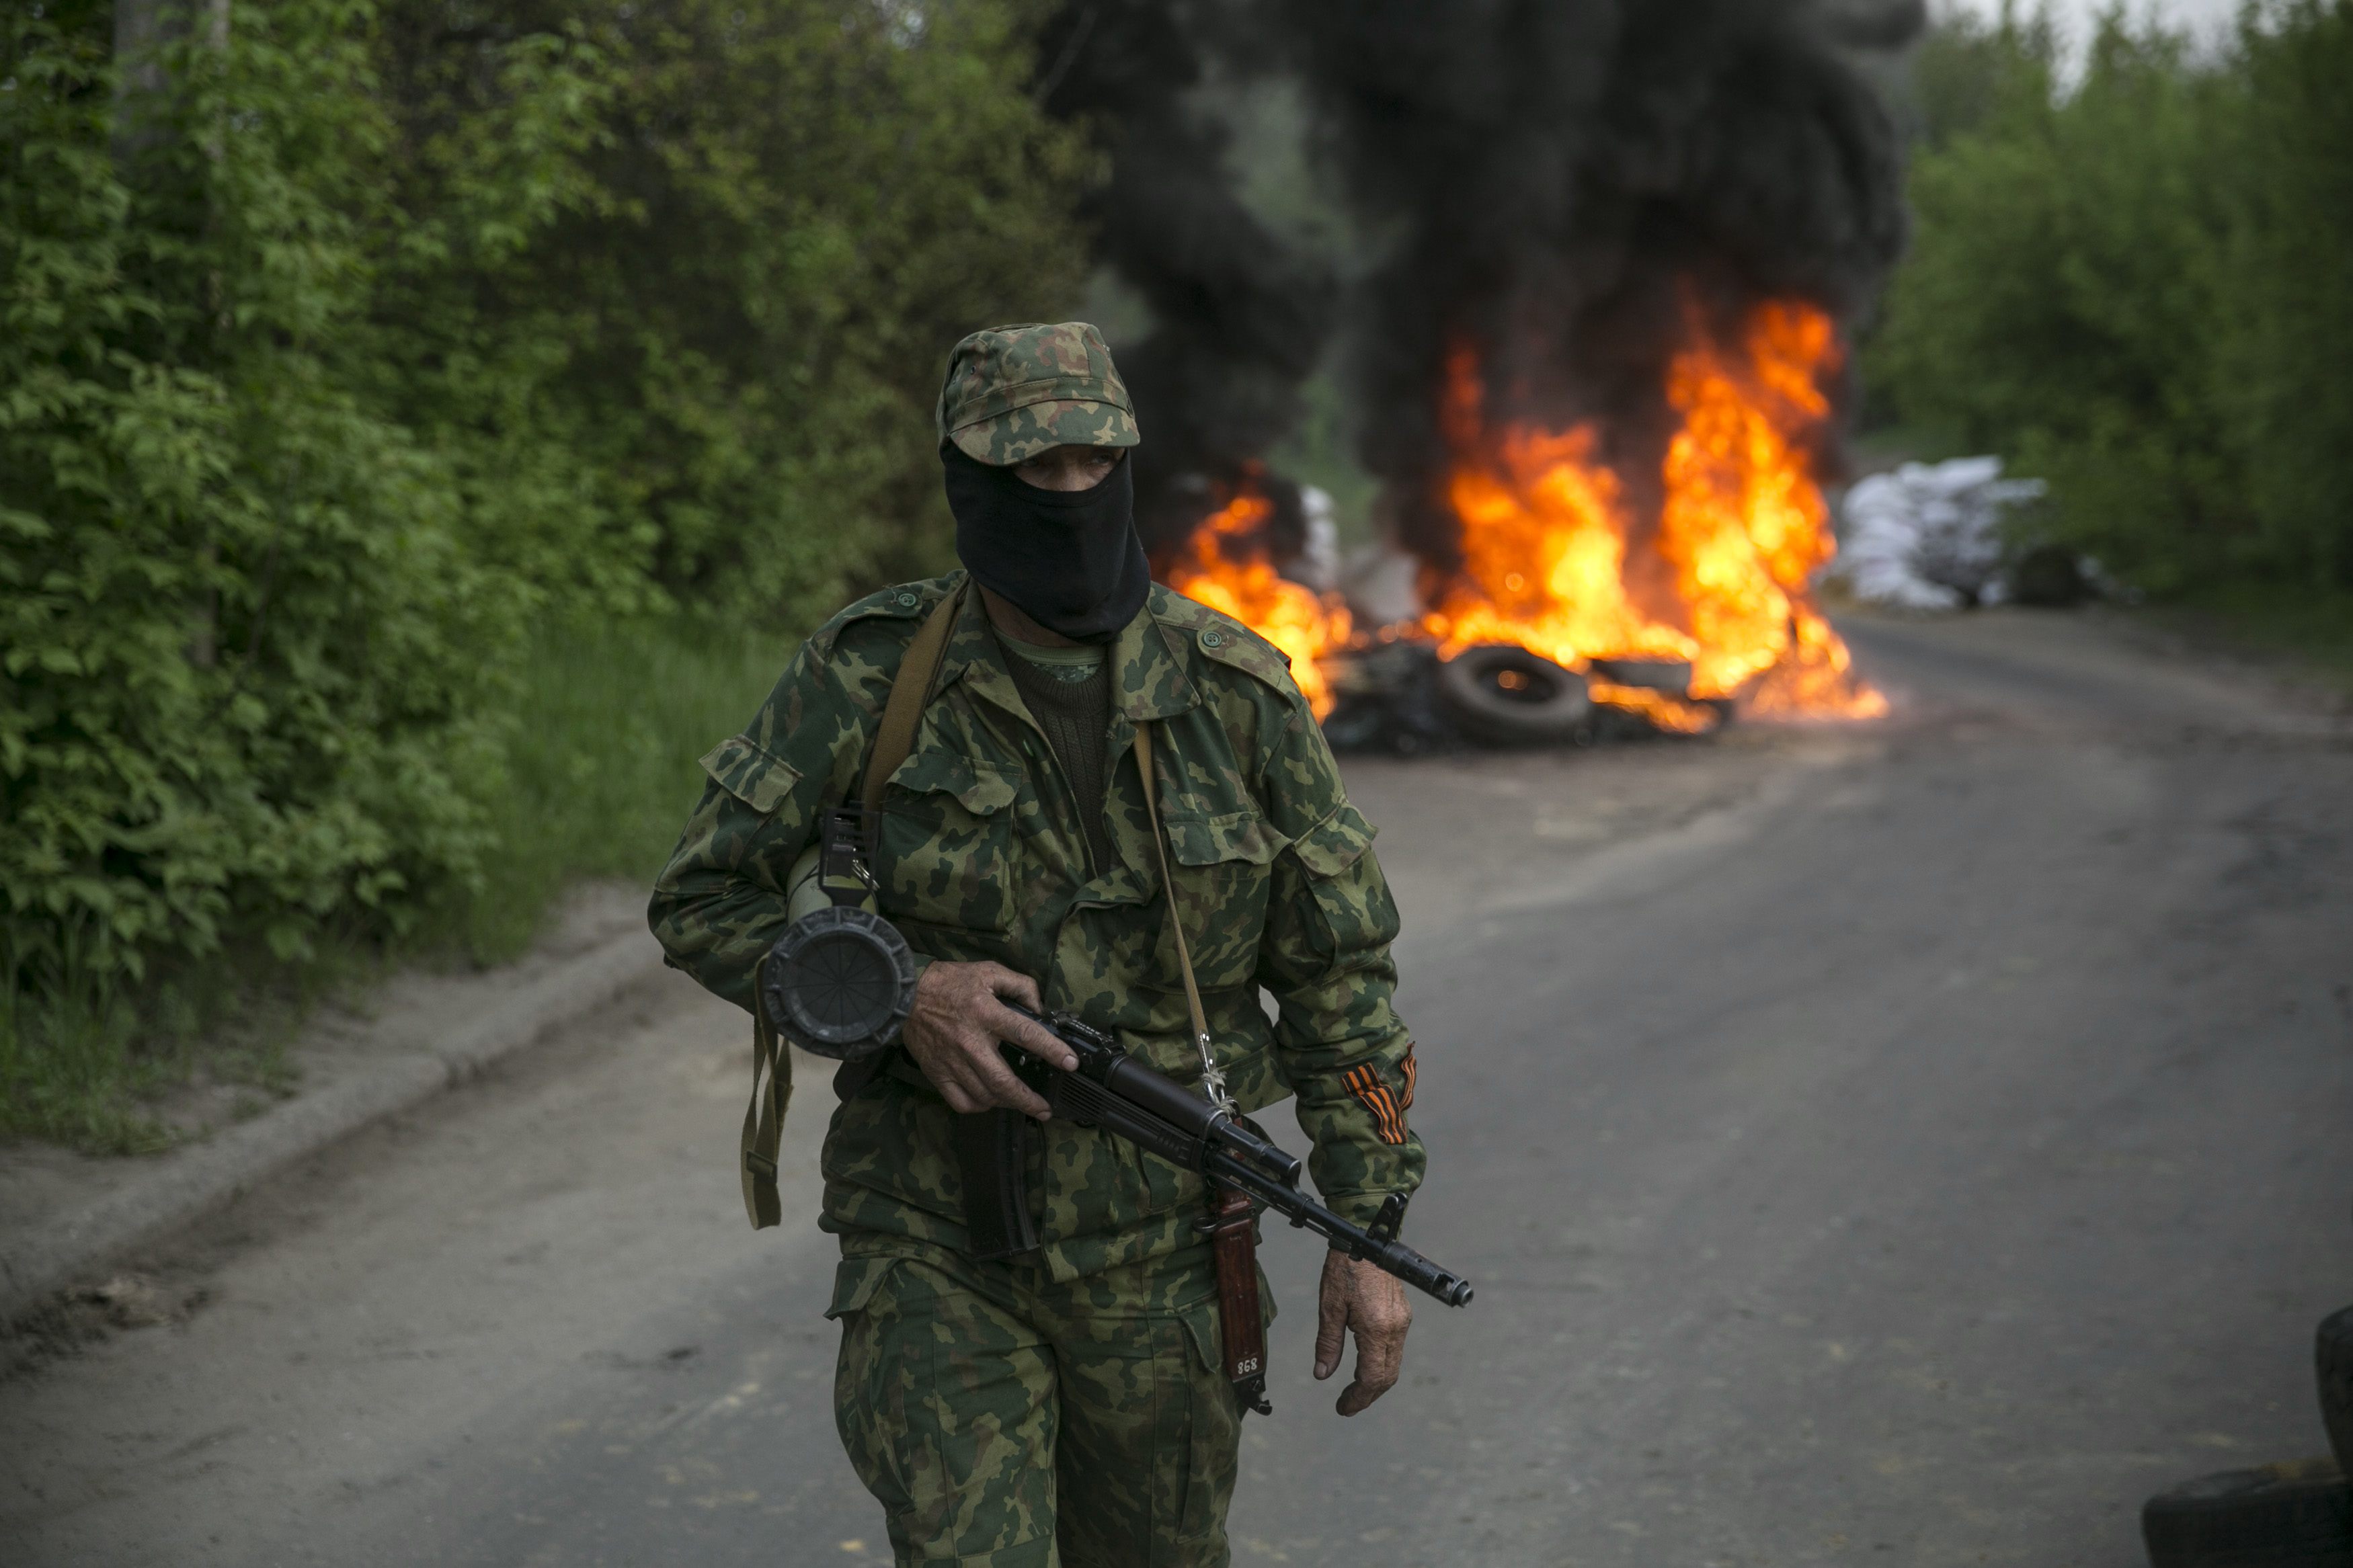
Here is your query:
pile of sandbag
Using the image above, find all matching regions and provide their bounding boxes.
[1835,456,2052,610]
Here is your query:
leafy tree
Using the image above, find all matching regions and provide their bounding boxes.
[2207,0,2353,587]
[1901,1,2059,149]
[3,1,514,986]
[368,0,1096,626]
[1870,1,2353,593]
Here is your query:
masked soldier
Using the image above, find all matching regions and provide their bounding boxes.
[649,322,1425,1567]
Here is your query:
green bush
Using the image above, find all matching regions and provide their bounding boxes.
[2,4,518,983]
[1870,1,2353,595]
[2,0,1092,1147]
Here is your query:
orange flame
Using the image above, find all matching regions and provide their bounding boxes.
[1656,302,1884,718]
[1160,298,1884,731]
[1160,481,1354,718]
[1430,300,1884,723]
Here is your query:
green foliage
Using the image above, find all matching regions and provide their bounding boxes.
[450,616,794,964]
[2,0,1092,1148]
[3,3,517,984]
[1870,1,2353,595]
[1898,2,2061,149]
[2206,1,2353,588]
[370,0,1096,628]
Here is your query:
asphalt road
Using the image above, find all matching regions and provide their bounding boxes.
[5,608,2350,1567]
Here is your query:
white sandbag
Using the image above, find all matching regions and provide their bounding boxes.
[1837,457,2047,610]
[1293,485,1342,592]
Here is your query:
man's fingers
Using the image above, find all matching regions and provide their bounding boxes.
[1313,1275,1349,1380]
[978,991,1077,1071]
[947,1041,1012,1116]
[1318,1253,1410,1415]
[1336,1327,1404,1417]
[982,964,1043,1011]
[901,961,1072,1109]
[939,1046,996,1114]
[1005,1014,1079,1071]
[965,1039,1053,1120]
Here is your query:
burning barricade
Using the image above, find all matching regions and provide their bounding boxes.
[1151,301,1888,753]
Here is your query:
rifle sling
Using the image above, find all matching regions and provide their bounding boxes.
[740,585,965,1230]
[862,587,967,819]
[740,997,788,1230]
[1131,724,1212,1057]
[1135,721,1271,1415]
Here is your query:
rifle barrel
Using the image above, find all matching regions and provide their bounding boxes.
[1204,1149,1474,1309]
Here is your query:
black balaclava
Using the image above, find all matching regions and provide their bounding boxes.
[944,444,1150,645]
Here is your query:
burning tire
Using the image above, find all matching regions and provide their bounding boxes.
[2141,1458,2353,1568]
[1587,657,1694,694]
[1431,644,1592,747]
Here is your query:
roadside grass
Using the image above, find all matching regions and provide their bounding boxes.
[445,616,793,964]
[2150,583,2353,696]
[0,946,177,1155]
[0,616,793,1155]
[0,928,318,1155]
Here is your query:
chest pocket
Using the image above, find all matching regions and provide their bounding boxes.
[1157,804,1287,990]
[879,750,1021,934]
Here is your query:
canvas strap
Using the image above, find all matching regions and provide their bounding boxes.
[740,586,965,1229]
[740,996,789,1229]
[1130,725,1228,1112]
[863,586,968,817]
[1133,721,1269,1413]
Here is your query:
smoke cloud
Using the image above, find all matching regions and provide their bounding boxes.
[1034,2,1332,561]
[1038,0,1919,577]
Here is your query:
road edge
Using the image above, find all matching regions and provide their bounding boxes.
[0,927,671,1329]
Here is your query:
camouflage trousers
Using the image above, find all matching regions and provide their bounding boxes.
[828,1238,1263,1567]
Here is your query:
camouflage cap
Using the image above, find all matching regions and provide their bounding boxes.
[936,322,1140,466]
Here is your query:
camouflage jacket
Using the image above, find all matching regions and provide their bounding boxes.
[649,573,1425,1282]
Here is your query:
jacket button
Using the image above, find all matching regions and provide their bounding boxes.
[1201,629,1224,649]
[898,591,919,608]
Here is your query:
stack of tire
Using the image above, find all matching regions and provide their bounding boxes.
[2142,1308,2353,1566]
[1429,645,1596,747]
[1430,645,1723,747]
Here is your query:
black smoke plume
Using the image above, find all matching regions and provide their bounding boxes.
[1033,2,1331,563]
[1037,0,1919,583]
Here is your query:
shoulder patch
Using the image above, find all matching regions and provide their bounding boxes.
[1152,584,1300,696]
[809,573,962,659]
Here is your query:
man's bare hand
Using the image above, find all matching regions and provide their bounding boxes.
[1313,1247,1412,1416]
[902,962,1078,1118]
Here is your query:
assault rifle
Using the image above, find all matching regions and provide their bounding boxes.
[998,1002,1475,1309]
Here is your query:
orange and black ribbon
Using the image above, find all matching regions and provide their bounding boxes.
[1344,1059,1411,1146]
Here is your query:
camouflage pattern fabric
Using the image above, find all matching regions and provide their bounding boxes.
[936,323,1141,465]
[830,1236,1258,1566]
[649,573,1427,1283]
